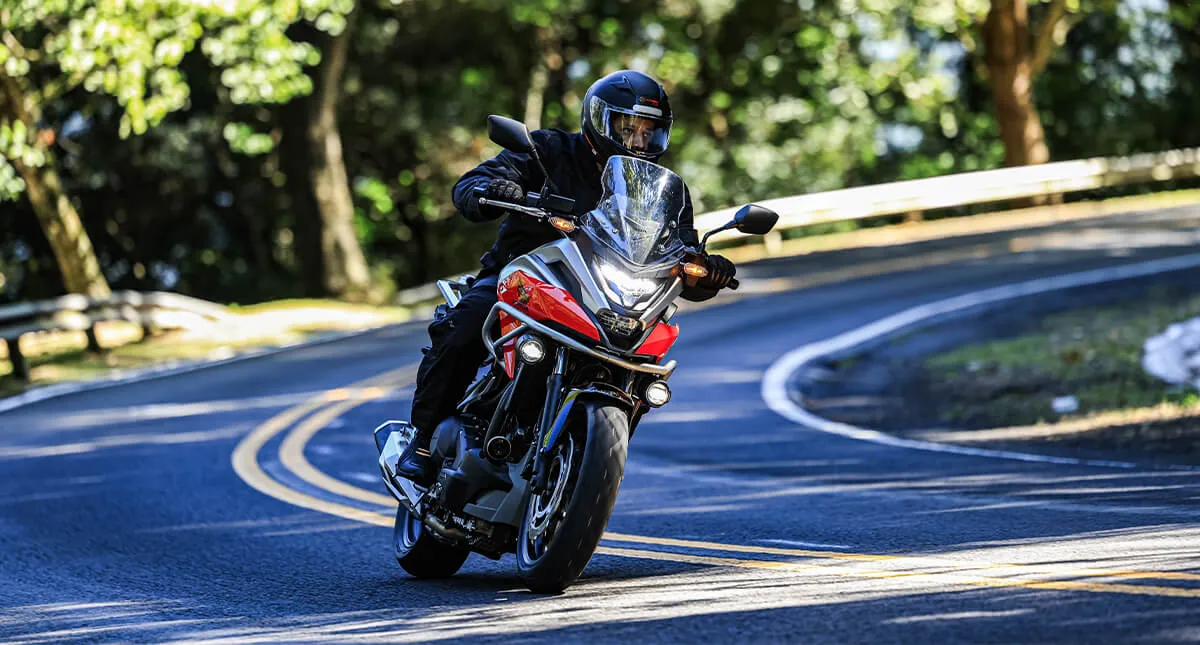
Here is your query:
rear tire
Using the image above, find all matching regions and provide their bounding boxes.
[517,402,629,594]
[393,505,469,579]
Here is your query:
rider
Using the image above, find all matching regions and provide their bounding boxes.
[397,70,737,484]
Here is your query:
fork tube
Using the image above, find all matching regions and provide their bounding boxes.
[537,348,568,442]
[530,348,568,490]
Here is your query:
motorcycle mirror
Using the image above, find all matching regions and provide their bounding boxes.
[487,115,535,154]
[486,114,559,197]
[733,204,779,236]
[699,204,781,250]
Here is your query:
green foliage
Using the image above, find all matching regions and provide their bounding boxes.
[3,0,1199,304]
[0,0,351,161]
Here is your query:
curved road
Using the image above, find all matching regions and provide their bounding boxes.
[2,242,1199,644]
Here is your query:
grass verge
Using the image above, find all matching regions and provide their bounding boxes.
[923,285,1200,459]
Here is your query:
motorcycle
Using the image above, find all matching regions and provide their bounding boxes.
[375,114,778,593]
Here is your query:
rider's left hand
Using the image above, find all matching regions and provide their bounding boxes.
[702,254,736,289]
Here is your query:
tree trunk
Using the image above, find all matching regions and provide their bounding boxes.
[523,29,554,130]
[306,18,372,302]
[982,0,1051,170]
[0,75,111,297]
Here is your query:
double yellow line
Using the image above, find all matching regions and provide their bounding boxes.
[231,366,1200,599]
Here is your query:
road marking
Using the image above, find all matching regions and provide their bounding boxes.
[277,367,416,509]
[232,367,1200,599]
[597,546,1200,599]
[762,252,1200,472]
[230,368,408,528]
[758,538,853,550]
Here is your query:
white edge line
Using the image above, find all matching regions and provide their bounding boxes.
[0,324,406,417]
[761,252,1200,473]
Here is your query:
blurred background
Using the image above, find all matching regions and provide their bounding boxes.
[2,0,1199,305]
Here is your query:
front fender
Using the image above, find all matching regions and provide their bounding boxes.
[540,386,633,455]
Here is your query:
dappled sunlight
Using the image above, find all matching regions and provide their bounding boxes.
[0,600,220,645]
[9,392,322,434]
[670,368,764,387]
[140,513,338,535]
[2,559,1191,643]
[0,424,251,459]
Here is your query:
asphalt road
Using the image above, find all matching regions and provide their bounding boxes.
[2,240,1200,643]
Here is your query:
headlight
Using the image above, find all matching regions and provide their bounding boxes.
[596,261,661,308]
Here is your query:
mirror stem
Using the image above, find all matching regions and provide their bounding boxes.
[529,147,558,195]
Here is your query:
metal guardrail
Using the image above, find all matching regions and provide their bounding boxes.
[694,147,1200,244]
[0,291,229,381]
[396,147,1200,305]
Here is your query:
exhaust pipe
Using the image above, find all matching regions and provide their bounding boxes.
[485,435,512,461]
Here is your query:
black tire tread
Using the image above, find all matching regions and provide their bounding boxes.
[394,507,470,579]
[518,402,628,594]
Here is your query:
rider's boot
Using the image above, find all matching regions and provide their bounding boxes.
[395,426,437,486]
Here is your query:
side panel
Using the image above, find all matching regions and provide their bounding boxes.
[498,270,601,342]
[634,322,679,362]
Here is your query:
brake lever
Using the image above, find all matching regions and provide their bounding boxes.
[477,197,547,219]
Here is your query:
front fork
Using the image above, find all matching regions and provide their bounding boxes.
[529,348,568,493]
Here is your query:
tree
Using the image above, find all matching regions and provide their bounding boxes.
[0,0,355,295]
[280,12,371,301]
[914,0,1107,171]
[982,0,1069,167]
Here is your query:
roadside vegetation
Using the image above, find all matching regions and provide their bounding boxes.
[924,286,1200,459]
[0,300,411,398]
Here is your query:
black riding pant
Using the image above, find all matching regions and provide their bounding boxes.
[409,275,499,434]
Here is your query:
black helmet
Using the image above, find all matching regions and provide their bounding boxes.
[581,70,673,163]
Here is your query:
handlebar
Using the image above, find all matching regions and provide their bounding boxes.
[727,278,739,291]
[477,197,549,219]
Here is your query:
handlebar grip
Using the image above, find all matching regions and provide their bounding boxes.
[727,278,740,291]
[472,185,487,197]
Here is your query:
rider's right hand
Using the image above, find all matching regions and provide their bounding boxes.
[486,179,525,206]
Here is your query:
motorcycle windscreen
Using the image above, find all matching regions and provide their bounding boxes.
[583,156,687,267]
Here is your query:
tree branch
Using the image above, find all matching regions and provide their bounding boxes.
[1,30,39,62]
[1031,0,1070,77]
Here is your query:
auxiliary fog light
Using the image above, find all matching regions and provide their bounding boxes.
[517,335,546,364]
[644,380,672,407]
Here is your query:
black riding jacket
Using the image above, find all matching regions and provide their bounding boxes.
[452,129,717,301]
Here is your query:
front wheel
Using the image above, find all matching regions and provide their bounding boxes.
[517,402,629,594]
[393,505,469,579]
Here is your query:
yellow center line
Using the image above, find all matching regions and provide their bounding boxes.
[596,547,1200,599]
[230,367,412,528]
[231,366,1200,599]
[277,366,417,509]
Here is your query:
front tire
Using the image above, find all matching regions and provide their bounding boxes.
[517,402,629,594]
[393,505,469,579]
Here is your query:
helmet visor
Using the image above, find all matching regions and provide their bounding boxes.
[589,97,671,157]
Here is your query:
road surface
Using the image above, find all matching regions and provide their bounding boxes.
[2,240,1199,643]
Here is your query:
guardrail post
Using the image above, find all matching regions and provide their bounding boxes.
[763,231,783,256]
[85,325,104,353]
[6,338,28,381]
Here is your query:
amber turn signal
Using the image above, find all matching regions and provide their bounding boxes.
[550,217,577,233]
[682,262,708,278]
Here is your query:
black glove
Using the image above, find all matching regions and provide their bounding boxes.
[702,254,736,289]
[486,179,525,206]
